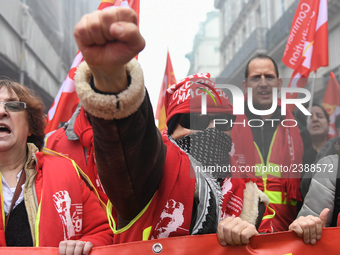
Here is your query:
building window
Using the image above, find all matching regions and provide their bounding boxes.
[224,2,232,36]
[251,11,256,32]
[275,0,285,21]
[245,17,250,38]
[242,26,246,44]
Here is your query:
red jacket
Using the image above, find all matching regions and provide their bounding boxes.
[109,136,195,243]
[0,144,112,247]
[231,110,303,232]
[45,108,107,204]
[109,136,252,243]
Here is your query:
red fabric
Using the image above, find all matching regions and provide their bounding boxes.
[285,71,309,106]
[113,135,195,243]
[283,0,328,104]
[165,73,233,125]
[112,136,247,243]
[45,110,108,204]
[97,228,340,255]
[322,72,340,138]
[3,228,340,254]
[0,151,112,247]
[231,110,303,232]
[45,127,87,172]
[220,177,246,219]
[156,50,177,132]
[45,53,82,133]
[0,229,4,246]
[282,0,328,73]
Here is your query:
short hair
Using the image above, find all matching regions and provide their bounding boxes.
[312,104,330,123]
[245,53,279,79]
[167,114,181,136]
[0,79,45,150]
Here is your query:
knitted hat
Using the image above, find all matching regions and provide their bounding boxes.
[165,73,233,125]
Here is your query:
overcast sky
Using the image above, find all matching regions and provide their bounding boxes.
[138,0,216,112]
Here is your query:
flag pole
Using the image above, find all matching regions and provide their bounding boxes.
[307,71,317,125]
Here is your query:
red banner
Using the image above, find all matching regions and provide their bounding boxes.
[2,228,340,254]
[155,50,177,132]
[322,72,340,137]
[45,0,140,134]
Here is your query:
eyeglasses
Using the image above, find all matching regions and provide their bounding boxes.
[179,113,235,131]
[0,101,27,112]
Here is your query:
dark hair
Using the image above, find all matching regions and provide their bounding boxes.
[312,104,330,123]
[0,79,45,150]
[333,137,340,154]
[335,114,340,129]
[245,53,279,79]
[167,114,181,136]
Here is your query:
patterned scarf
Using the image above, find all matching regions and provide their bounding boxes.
[173,128,235,234]
[176,128,232,179]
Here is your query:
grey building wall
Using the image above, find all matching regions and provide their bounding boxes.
[186,11,220,77]
[0,0,98,111]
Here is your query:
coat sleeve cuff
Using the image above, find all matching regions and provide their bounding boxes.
[74,58,145,120]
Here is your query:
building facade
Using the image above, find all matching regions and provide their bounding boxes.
[0,0,98,110]
[213,0,340,103]
[186,11,220,77]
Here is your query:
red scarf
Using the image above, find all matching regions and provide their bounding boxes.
[221,177,245,218]
[220,158,254,219]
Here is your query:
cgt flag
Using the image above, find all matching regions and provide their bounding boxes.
[283,0,328,76]
[322,72,340,137]
[45,0,140,134]
[283,0,328,97]
[155,50,177,132]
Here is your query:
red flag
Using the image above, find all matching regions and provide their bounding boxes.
[322,72,340,137]
[283,0,328,93]
[45,0,140,133]
[285,69,309,103]
[155,50,177,132]
[44,53,81,133]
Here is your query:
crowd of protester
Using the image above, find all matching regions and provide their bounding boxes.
[1,6,339,255]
